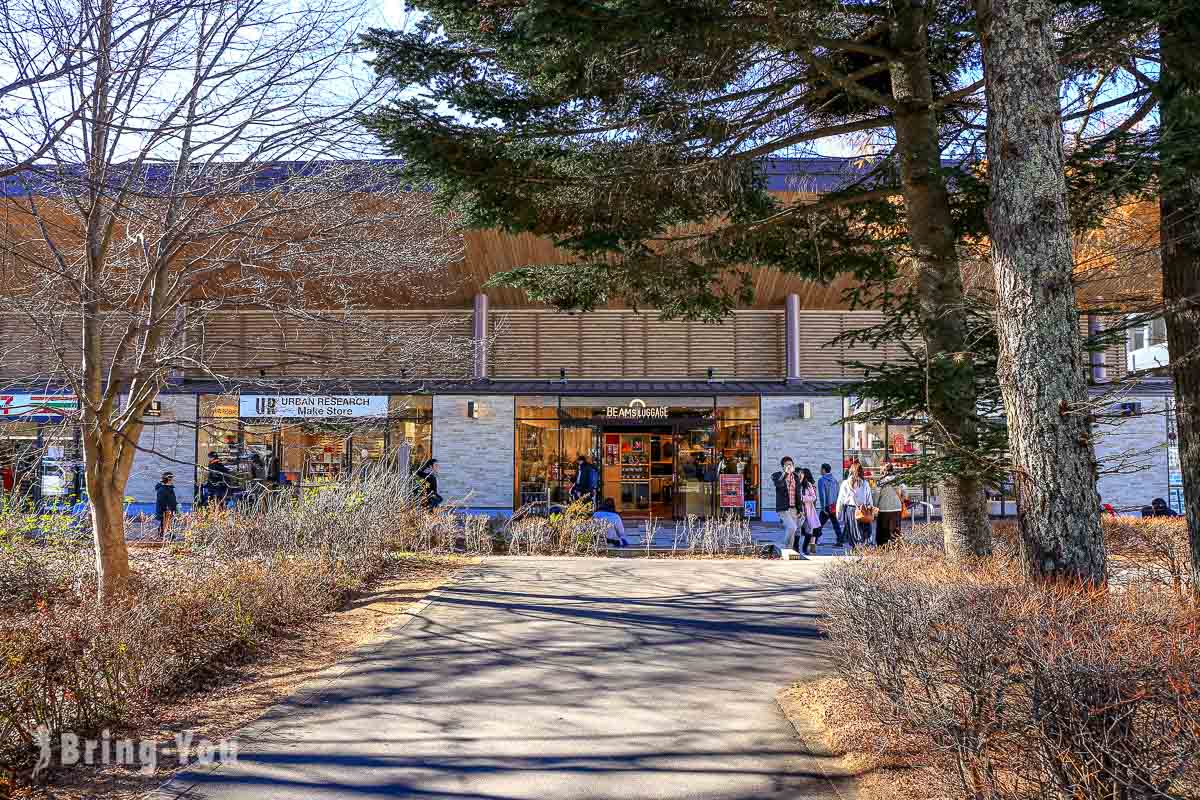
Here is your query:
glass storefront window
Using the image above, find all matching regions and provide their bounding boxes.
[715,397,760,517]
[513,395,760,519]
[389,395,433,469]
[843,397,953,519]
[843,397,889,480]
[196,393,432,498]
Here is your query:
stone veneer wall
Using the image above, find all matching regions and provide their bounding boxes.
[1094,394,1171,514]
[433,394,516,510]
[125,393,198,508]
[759,395,844,523]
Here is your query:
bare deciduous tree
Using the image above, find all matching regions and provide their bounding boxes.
[0,0,465,600]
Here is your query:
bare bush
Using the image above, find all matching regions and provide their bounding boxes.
[0,466,482,775]
[822,537,1200,800]
[504,499,609,556]
[1105,516,1194,599]
[667,515,758,556]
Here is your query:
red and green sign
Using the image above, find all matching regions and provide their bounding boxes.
[0,394,80,417]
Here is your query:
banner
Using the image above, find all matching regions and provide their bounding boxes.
[239,394,388,419]
[719,473,744,508]
[0,394,79,418]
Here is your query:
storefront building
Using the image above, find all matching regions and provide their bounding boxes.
[2,311,1176,521]
[0,393,83,506]
[0,161,1177,520]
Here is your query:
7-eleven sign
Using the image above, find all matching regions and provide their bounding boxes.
[0,394,80,417]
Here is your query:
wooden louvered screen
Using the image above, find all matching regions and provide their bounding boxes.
[795,311,909,379]
[192,310,473,379]
[0,313,126,381]
[489,309,786,379]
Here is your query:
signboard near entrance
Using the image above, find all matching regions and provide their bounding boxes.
[0,394,79,418]
[719,473,744,508]
[605,398,669,420]
[239,394,388,419]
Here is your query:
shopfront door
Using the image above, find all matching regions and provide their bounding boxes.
[672,419,716,519]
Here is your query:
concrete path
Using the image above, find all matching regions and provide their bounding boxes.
[151,557,839,800]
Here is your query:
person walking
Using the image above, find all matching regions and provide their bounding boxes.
[836,461,875,548]
[771,456,804,556]
[798,467,822,555]
[415,458,443,509]
[155,471,178,538]
[571,455,599,503]
[874,463,908,547]
[204,452,233,508]
[817,463,843,546]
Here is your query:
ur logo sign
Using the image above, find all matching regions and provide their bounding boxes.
[629,399,647,408]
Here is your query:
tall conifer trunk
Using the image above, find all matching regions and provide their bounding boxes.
[1159,18,1200,595]
[888,1,992,557]
[976,0,1106,583]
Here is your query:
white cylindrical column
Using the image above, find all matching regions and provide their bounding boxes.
[473,293,489,380]
[785,293,802,382]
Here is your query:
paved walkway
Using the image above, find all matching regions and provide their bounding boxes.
[151,557,840,800]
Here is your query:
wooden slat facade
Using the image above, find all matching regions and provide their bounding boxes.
[190,310,474,380]
[0,307,1132,385]
[489,309,787,380]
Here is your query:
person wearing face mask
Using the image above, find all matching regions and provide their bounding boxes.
[771,456,805,556]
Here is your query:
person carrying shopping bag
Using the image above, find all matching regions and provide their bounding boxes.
[875,463,908,546]
[835,462,875,548]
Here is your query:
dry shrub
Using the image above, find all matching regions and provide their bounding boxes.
[823,538,1200,800]
[1104,516,1194,597]
[505,499,608,556]
[0,468,480,777]
[664,515,759,556]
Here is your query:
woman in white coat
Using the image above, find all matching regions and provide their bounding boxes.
[835,461,875,548]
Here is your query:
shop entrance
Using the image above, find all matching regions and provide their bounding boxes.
[588,417,718,520]
[515,395,760,520]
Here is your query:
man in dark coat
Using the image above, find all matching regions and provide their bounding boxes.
[571,455,599,503]
[205,452,233,507]
[155,471,178,537]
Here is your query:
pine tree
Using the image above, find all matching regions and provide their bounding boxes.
[362,0,1149,563]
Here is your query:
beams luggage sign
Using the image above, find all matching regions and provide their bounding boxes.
[239,395,387,419]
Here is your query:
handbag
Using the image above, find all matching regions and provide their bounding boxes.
[855,506,876,525]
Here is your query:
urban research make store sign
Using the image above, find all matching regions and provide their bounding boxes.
[239,394,388,419]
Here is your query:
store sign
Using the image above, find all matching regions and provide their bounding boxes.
[605,398,669,420]
[239,394,387,419]
[0,394,79,418]
[719,474,745,508]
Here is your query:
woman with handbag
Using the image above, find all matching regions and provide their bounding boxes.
[835,462,875,548]
[798,468,822,554]
[874,463,908,546]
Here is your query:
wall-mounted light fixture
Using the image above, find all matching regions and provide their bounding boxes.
[707,367,715,382]
[797,401,813,420]
[559,367,567,384]
[466,400,479,419]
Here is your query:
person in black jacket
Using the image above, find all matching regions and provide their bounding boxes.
[415,458,443,509]
[204,452,233,507]
[155,471,178,537]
